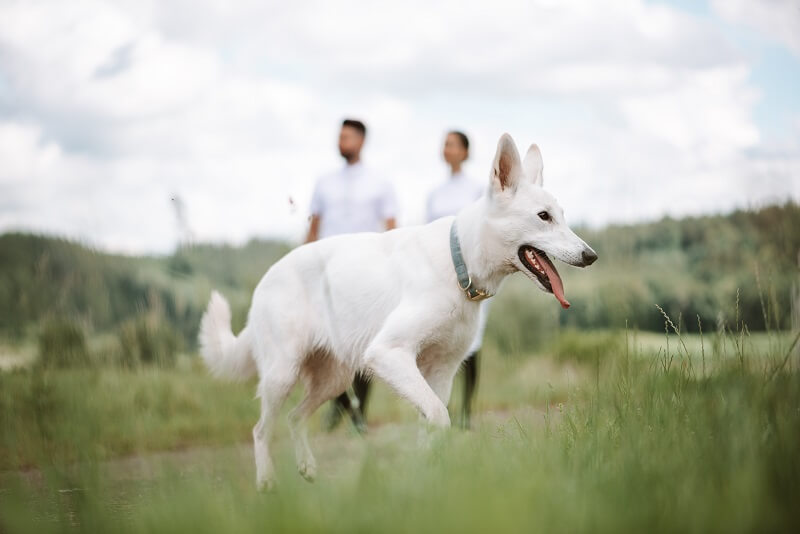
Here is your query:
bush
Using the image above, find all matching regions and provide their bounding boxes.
[37,317,90,368]
[117,314,180,368]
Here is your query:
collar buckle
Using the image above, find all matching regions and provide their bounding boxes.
[459,276,491,301]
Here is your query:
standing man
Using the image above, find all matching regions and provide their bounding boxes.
[306,118,397,432]
[306,119,396,242]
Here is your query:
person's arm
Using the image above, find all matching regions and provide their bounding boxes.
[306,214,321,243]
[307,179,324,243]
[380,180,398,232]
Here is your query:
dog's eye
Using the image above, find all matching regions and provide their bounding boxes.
[537,211,551,222]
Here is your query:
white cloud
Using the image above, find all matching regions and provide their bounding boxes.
[711,0,800,57]
[620,66,759,161]
[0,122,61,183]
[0,0,797,253]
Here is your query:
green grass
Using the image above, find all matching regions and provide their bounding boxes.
[1,325,799,533]
[0,358,258,470]
[2,205,799,532]
[0,342,588,470]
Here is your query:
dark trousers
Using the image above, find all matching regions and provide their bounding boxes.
[331,372,372,433]
[460,350,479,428]
[330,351,480,431]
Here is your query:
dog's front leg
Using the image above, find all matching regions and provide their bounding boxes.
[364,345,451,428]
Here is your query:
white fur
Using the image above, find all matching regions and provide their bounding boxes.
[198,291,255,380]
[198,134,596,490]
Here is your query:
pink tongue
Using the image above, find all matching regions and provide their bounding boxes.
[536,251,570,309]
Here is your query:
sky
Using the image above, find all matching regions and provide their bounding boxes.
[0,0,798,254]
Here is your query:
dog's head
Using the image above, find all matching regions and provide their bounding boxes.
[484,134,597,309]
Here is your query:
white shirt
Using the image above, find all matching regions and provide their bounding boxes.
[426,171,489,354]
[426,171,485,223]
[310,162,397,239]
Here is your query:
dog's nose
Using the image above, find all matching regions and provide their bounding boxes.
[581,248,598,266]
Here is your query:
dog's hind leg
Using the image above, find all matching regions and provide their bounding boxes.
[253,357,298,491]
[288,353,352,482]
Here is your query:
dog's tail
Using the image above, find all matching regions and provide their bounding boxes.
[199,290,256,381]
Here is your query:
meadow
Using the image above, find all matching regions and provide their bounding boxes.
[1,203,799,532]
[1,323,799,532]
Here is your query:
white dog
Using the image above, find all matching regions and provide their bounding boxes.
[199,134,597,490]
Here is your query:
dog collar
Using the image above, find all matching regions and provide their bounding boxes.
[450,220,493,301]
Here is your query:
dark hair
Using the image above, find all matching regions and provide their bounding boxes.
[448,130,469,151]
[342,119,367,137]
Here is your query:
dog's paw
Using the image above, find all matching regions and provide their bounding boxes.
[297,460,317,482]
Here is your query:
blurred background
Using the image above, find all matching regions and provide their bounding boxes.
[1,2,800,531]
[0,0,798,357]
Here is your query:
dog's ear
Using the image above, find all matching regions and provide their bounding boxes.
[523,144,544,187]
[490,133,523,195]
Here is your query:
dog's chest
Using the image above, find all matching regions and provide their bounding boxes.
[419,301,480,361]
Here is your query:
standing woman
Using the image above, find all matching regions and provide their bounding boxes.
[426,130,489,429]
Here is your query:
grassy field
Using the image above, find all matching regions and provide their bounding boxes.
[3,205,798,532]
[1,324,798,533]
